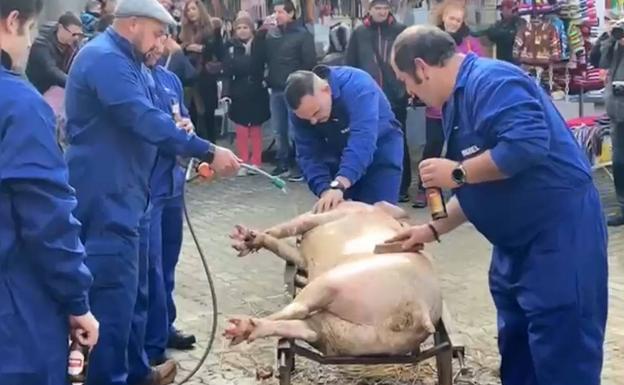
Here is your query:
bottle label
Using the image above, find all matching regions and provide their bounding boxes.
[427,190,444,214]
[68,351,84,376]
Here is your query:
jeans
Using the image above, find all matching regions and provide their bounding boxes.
[270,90,294,168]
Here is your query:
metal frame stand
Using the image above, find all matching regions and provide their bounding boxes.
[276,263,466,385]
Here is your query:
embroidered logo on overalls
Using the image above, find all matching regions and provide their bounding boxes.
[461,145,480,157]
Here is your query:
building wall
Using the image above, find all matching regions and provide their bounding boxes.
[41,0,85,22]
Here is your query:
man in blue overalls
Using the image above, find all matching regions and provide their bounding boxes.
[142,34,195,366]
[388,26,608,385]
[0,1,99,384]
[64,0,241,384]
[284,65,404,213]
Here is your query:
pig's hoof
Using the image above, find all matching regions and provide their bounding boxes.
[223,317,257,346]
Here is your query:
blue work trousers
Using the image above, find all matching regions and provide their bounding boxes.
[489,187,608,385]
[145,194,184,362]
[330,136,403,205]
[85,210,151,385]
[127,212,152,384]
[0,272,69,385]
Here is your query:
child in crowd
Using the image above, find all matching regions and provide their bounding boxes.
[222,15,270,175]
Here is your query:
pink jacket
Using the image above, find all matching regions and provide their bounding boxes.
[425,35,484,119]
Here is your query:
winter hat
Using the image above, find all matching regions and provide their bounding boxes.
[369,0,391,7]
[234,15,254,30]
[114,0,175,25]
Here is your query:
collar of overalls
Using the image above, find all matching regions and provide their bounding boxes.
[313,64,341,101]
[105,26,144,64]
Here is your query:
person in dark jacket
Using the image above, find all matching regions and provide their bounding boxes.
[256,0,316,181]
[477,0,524,64]
[179,0,224,143]
[222,15,271,173]
[345,0,412,202]
[25,12,84,94]
[285,66,404,212]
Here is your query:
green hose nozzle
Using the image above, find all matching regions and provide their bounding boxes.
[241,164,288,194]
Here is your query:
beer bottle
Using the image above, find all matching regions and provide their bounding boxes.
[426,188,448,220]
[68,339,89,384]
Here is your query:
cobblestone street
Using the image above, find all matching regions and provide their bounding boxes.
[167,168,624,385]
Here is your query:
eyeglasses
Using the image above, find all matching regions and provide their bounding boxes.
[63,25,86,38]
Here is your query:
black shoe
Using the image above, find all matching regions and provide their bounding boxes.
[607,213,624,227]
[167,328,196,350]
[399,193,410,203]
[271,166,289,177]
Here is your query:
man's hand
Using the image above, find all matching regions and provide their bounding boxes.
[176,118,194,133]
[419,158,460,189]
[211,146,242,177]
[313,189,344,214]
[69,312,99,347]
[384,224,437,250]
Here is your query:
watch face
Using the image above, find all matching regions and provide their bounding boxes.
[330,181,339,188]
[452,168,465,183]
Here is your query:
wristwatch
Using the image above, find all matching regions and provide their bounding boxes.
[451,163,467,186]
[330,180,346,192]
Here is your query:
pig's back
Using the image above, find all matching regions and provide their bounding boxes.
[300,211,404,276]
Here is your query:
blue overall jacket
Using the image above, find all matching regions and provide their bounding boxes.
[291,66,403,198]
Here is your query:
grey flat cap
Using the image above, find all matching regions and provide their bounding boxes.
[115,0,176,25]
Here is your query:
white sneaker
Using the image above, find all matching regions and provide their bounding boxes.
[237,168,248,177]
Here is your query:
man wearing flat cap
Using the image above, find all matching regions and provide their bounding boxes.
[64,0,241,384]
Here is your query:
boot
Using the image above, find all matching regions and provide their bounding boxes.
[140,359,177,385]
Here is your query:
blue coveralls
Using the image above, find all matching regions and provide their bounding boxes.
[64,28,215,385]
[444,53,608,385]
[0,62,92,384]
[291,66,404,204]
[144,65,188,363]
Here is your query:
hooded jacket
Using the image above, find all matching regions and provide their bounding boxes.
[345,14,406,108]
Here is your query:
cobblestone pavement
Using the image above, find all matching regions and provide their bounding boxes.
[167,167,624,385]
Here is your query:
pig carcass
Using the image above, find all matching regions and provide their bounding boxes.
[225,201,443,357]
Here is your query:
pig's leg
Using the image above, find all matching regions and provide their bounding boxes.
[224,318,318,345]
[264,210,349,239]
[258,233,306,268]
[231,226,305,268]
[265,275,336,321]
[249,319,319,342]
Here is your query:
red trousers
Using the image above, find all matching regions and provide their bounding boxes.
[235,124,262,166]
